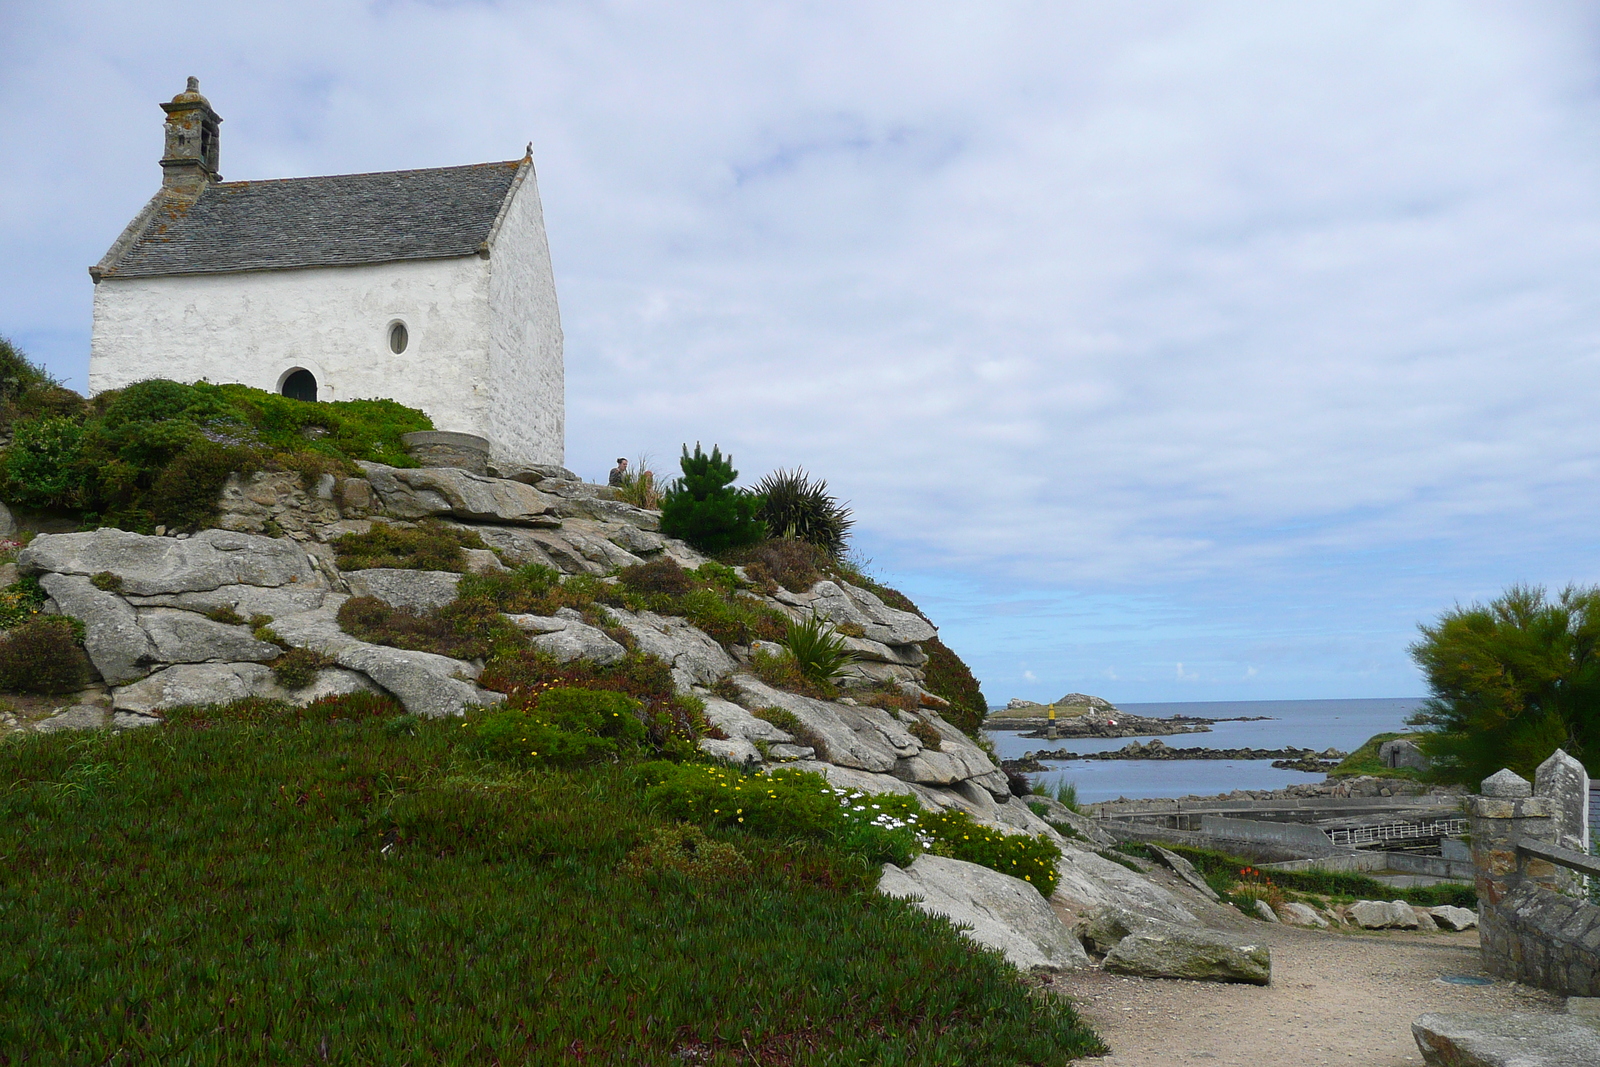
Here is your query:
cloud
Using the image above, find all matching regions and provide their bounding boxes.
[5,2,1600,701]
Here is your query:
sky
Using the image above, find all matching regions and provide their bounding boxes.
[4,1,1600,705]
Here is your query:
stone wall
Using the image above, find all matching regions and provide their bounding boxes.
[1468,751,1599,996]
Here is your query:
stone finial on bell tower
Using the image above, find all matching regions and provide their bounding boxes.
[160,76,222,198]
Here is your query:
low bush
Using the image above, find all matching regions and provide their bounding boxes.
[2,415,86,509]
[658,443,765,555]
[0,577,46,629]
[332,520,487,573]
[466,686,648,768]
[618,823,751,884]
[783,612,857,685]
[271,647,332,689]
[0,616,91,694]
[753,468,853,559]
[908,719,943,751]
[727,536,829,593]
[619,558,693,596]
[335,595,520,661]
[920,636,989,736]
[637,763,1061,893]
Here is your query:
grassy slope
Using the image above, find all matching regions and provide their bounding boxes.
[0,708,1102,1065]
[1328,731,1428,781]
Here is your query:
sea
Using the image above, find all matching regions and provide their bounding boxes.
[983,697,1425,805]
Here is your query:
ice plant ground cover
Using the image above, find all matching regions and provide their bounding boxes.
[0,695,1102,1065]
[637,762,1062,895]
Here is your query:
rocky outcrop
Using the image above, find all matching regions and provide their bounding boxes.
[20,528,321,595]
[1053,848,1199,926]
[1411,1012,1600,1067]
[137,608,281,664]
[356,463,559,526]
[506,609,627,666]
[878,854,1089,972]
[113,662,378,714]
[344,569,463,613]
[38,573,160,685]
[772,580,935,645]
[610,608,738,690]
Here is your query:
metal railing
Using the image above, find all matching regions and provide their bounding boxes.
[1326,818,1469,847]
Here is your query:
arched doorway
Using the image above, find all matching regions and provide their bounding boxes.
[281,369,317,402]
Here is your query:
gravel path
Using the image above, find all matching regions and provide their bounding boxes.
[1047,866,1565,1066]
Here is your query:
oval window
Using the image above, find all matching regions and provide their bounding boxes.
[389,322,408,354]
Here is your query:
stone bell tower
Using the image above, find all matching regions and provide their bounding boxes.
[159,77,222,198]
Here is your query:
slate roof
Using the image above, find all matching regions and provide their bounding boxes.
[99,160,525,278]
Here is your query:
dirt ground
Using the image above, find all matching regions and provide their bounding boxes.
[1045,864,1567,1066]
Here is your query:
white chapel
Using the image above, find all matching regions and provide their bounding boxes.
[88,78,564,468]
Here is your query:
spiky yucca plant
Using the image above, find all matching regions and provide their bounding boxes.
[783,612,858,685]
[754,468,853,559]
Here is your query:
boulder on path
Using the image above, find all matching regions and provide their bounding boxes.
[1412,1012,1600,1067]
[878,854,1089,972]
[1253,899,1280,923]
[343,569,462,613]
[1276,901,1329,928]
[21,528,320,595]
[1429,905,1479,932]
[356,463,558,526]
[1080,905,1148,955]
[1349,899,1421,929]
[1102,919,1271,985]
[39,573,159,685]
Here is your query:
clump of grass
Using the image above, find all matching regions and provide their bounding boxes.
[1030,778,1081,813]
[726,537,830,593]
[89,571,123,593]
[907,719,943,751]
[0,712,1102,1061]
[271,647,333,689]
[749,647,839,701]
[335,595,524,662]
[618,558,693,597]
[203,605,246,626]
[618,824,751,884]
[752,705,830,758]
[607,562,788,647]
[612,455,663,510]
[333,520,488,573]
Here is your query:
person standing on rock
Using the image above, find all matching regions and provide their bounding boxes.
[608,458,629,487]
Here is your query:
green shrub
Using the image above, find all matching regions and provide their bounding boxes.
[908,719,943,751]
[659,443,765,554]
[920,636,989,737]
[0,616,91,694]
[754,468,853,559]
[0,577,47,629]
[1408,583,1600,782]
[271,647,332,689]
[467,686,647,767]
[457,563,566,614]
[783,613,858,685]
[618,824,751,884]
[146,439,263,530]
[332,520,486,573]
[618,558,693,596]
[2,415,85,509]
[636,763,1060,892]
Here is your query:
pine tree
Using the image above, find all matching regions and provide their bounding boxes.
[659,443,765,554]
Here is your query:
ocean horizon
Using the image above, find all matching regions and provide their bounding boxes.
[983,696,1426,804]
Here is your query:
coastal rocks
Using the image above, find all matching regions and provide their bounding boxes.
[38,573,158,685]
[1015,739,1346,764]
[878,854,1088,972]
[1411,1012,1600,1067]
[1429,905,1479,931]
[505,610,627,666]
[356,462,559,526]
[343,569,463,613]
[1094,913,1271,985]
[20,528,321,595]
[609,608,736,691]
[1348,899,1421,929]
